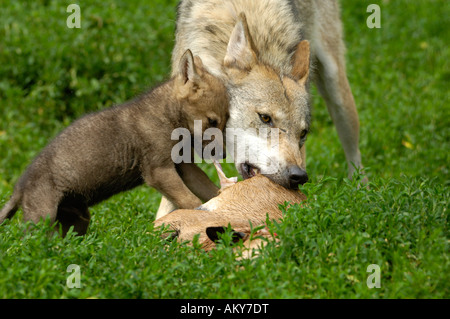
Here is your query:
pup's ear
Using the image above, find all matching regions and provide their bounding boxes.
[224,12,257,72]
[206,226,246,243]
[291,40,310,85]
[178,49,199,84]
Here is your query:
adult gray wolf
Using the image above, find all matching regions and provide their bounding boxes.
[0,50,229,235]
[157,0,363,218]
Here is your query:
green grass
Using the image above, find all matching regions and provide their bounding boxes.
[0,0,448,298]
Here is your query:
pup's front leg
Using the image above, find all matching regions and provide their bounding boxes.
[145,166,202,210]
[155,162,236,219]
[176,162,219,200]
[156,162,220,219]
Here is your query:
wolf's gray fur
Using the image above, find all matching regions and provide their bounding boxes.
[157,0,364,218]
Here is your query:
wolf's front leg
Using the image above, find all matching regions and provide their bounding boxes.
[156,163,219,219]
[145,166,202,213]
[176,162,219,200]
[312,18,366,182]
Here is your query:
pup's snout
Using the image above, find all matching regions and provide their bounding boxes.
[288,166,308,189]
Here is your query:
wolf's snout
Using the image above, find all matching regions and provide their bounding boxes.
[288,166,308,189]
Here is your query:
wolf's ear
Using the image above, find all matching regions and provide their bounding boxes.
[206,226,246,243]
[178,49,199,84]
[224,13,257,71]
[291,40,310,85]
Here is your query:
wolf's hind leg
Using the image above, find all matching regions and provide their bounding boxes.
[56,195,90,236]
[21,185,62,229]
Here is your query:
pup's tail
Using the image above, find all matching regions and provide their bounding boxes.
[0,191,21,224]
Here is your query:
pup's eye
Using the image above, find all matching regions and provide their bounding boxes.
[208,118,218,127]
[300,130,308,139]
[259,114,272,125]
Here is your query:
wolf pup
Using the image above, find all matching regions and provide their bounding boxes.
[0,49,229,236]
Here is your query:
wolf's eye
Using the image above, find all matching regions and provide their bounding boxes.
[300,129,308,139]
[259,114,272,125]
[208,118,218,127]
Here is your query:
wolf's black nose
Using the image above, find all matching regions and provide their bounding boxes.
[288,166,308,189]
